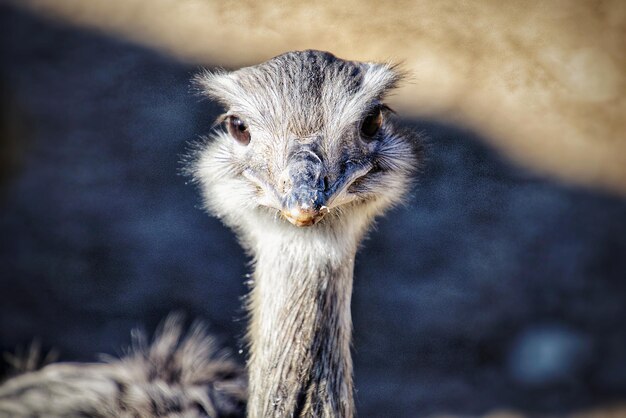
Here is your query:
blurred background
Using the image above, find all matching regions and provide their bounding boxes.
[0,1,625,416]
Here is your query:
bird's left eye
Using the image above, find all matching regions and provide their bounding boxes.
[226,115,251,146]
[360,106,383,140]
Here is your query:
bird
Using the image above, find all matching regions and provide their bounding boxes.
[190,50,421,417]
[0,50,421,417]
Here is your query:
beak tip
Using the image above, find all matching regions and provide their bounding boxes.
[282,206,328,227]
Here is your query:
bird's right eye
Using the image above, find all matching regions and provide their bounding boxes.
[226,115,251,146]
[360,106,383,140]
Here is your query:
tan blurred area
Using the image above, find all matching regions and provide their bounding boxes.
[8,0,626,194]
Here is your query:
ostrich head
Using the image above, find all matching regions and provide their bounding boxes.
[191,50,420,244]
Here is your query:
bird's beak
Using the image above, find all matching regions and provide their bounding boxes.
[282,186,329,227]
[280,149,328,227]
[244,147,373,227]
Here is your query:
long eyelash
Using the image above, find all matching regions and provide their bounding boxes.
[361,103,394,122]
[212,113,228,129]
[380,104,396,114]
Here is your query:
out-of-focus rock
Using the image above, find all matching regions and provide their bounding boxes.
[507,324,592,386]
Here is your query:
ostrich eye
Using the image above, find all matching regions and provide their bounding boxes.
[360,107,383,140]
[226,115,250,146]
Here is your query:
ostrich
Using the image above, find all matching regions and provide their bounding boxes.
[191,50,420,417]
[0,50,420,417]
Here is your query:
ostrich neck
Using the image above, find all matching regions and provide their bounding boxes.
[246,228,358,418]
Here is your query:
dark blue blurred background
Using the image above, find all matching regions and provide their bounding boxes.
[1,5,625,417]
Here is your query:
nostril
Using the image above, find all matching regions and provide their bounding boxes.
[323,176,330,192]
[278,176,291,194]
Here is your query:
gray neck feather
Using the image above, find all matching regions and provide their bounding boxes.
[246,224,362,417]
